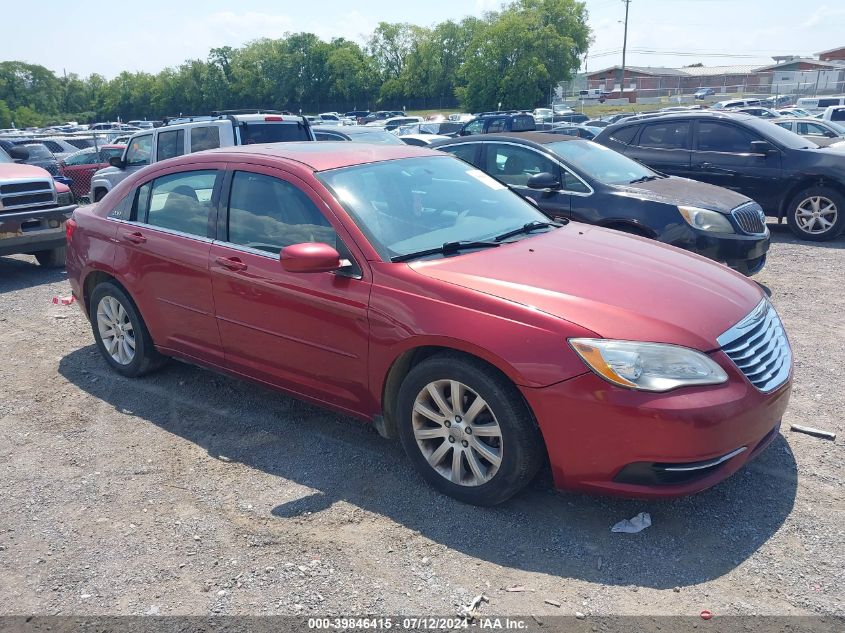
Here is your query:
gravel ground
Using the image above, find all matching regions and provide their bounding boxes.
[0,221,842,618]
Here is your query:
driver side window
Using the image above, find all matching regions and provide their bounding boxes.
[226,171,337,254]
[125,134,153,166]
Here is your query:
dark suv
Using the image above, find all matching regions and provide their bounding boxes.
[595,111,845,241]
[458,113,536,136]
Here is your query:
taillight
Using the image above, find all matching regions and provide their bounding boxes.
[264,116,283,121]
[66,217,77,241]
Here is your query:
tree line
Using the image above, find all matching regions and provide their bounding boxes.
[0,0,589,128]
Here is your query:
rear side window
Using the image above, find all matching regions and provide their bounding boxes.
[157,129,184,161]
[139,170,218,237]
[696,122,758,153]
[608,125,639,145]
[486,119,507,133]
[818,98,842,108]
[441,144,479,166]
[190,126,220,153]
[831,109,845,122]
[240,123,311,144]
[638,121,690,150]
[510,116,535,132]
[227,171,336,253]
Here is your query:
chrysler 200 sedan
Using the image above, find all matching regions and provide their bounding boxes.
[66,143,793,505]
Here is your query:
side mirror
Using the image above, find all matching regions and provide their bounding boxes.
[750,140,777,156]
[527,172,561,190]
[280,242,341,273]
[8,147,29,162]
[109,156,126,169]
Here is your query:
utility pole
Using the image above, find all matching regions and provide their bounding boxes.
[620,0,631,96]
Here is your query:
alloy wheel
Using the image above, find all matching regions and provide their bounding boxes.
[412,379,503,486]
[96,295,136,365]
[795,196,838,235]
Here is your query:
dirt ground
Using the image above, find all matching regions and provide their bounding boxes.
[0,222,842,618]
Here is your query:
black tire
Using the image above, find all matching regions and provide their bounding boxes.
[785,186,845,241]
[89,281,166,377]
[396,353,545,505]
[94,189,107,202]
[34,245,66,267]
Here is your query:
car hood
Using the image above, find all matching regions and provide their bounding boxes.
[93,165,121,178]
[611,175,752,213]
[0,162,53,181]
[409,224,763,351]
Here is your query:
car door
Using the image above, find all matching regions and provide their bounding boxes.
[110,165,225,366]
[480,142,572,220]
[630,119,693,177]
[690,119,783,211]
[209,167,372,414]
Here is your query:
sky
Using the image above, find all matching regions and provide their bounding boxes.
[1,0,844,78]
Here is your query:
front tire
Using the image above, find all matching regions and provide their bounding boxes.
[786,186,845,241]
[34,245,66,267]
[89,281,166,377]
[396,353,545,505]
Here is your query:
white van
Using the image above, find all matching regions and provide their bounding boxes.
[795,96,845,113]
[710,98,761,110]
[90,111,314,202]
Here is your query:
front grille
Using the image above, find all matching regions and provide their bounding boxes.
[717,299,791,392]
[1,182,46,195]
[732,202,766,234]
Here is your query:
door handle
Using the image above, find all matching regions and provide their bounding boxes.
[122,231,146,244]
[215,256,248,271]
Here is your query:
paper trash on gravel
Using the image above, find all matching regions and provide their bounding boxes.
[611,512,652,533]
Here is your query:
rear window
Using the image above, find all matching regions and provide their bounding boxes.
[511,116,536,132]
[831,109,845,122]
[241,122,311,144]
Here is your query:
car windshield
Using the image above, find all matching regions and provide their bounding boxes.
[827,121,845,134]
[547,140,656,185]
[318,155,551,261]
[0,148,11,163]
[351,130,405,145]
[22,144,54,159]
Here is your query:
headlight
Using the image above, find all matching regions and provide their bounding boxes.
[569,338,728,392]
[57,191,73,206]
[678,206,735,234]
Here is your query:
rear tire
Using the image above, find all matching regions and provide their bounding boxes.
[786,186,845,241]
[396,353,545,505]
[34,245,66,268]
[89,281,166,377]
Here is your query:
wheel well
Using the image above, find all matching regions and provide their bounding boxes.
[778,177,845,219]
[378,346,523,440]
[82,270,123,314]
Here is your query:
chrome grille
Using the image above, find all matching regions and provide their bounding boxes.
[732,202,766,234]
[717,299,791,393]
[0,179,55,212]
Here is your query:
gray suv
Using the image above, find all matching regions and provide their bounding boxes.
[90,111,314,201]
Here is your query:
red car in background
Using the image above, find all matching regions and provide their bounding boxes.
[65,143,793,505]
[59,145,125,200]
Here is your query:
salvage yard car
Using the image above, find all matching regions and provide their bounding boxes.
[0,146,75,266]
[433,132,770,275]
[66,143,792,505]
[596,111,845,241]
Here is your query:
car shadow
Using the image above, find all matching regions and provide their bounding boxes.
[58,346,797,590]
[767,221,845,249]
[0,255,67,294]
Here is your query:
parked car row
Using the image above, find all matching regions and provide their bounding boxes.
[65,142,794,506]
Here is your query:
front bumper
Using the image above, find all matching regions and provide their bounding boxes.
[521,354,792,498]
[679,228,770,276]
[0,204,75,256]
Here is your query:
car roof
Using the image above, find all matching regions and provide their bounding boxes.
[432,132,577,149]
[313,125,393,136]
[611,110,757,124]
[201,141,439,171]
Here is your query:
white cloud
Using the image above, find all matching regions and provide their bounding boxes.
[475,0,503,13]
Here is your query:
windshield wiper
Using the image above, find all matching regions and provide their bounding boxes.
[391,240,500,263]
[629,175,658,184]
[493,220,563,243]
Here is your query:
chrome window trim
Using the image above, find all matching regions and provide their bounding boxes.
[106,217,214,244]
[443,140,594,197]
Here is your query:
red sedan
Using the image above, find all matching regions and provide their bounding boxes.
[59,144,125,200]
[65,143,793,505]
